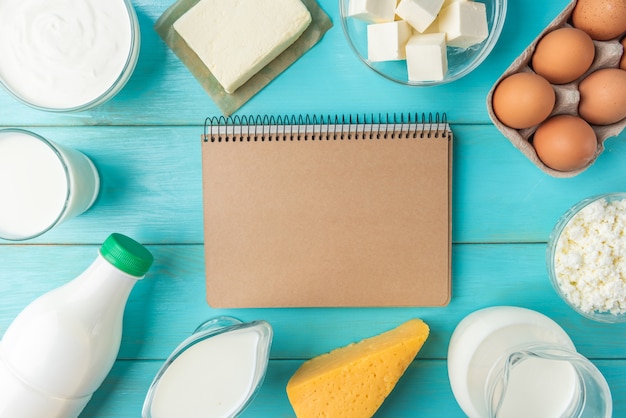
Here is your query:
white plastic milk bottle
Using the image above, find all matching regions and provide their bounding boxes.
[0,233,153,418]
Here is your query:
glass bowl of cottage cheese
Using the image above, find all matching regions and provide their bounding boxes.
[547,193,626,323]
[339,0,506,86]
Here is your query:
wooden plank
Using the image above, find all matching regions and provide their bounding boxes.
[0,0,572,127]
[82,359,626,417]
[0,125,624,246]
[2,244,625,360]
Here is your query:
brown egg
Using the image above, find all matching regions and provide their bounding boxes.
[492,73,555,129]
[572,0,626,41]
[619,38,626,70]
[579,68,626,125]
[532,28,595,84]
[533,115,598,171]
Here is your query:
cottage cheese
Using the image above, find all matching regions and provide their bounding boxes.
[553,198,626,315]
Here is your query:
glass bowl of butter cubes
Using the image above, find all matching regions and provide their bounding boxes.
[340,0,507,85]
[547,193,626,323]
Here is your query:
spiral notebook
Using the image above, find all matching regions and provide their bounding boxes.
[201,114,453,308]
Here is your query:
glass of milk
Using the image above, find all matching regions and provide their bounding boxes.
[447,306,612,418]
[0,0,140,112]
[142,316,273,418]
[0,129,100,241]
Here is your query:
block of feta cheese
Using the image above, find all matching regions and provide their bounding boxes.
[437,0,488,48]
[395,0,445,33]
[286,319,430,418]
[367,21,413,61]
[406,33,448,81]
[349,0,398,23]
[421,18,440,34]
[173,0,312,94]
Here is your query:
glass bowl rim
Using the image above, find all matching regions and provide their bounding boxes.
[0,0,140,113]
[0,128,71,241]
[338,0,508,86]
[141,316,273,418]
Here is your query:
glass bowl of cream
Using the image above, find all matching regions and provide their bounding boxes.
[339,0,506,86]
[142,316,273,418]
[547,193,626,323]
[0,0,140,112]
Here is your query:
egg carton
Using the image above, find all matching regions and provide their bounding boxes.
[486,0,625,178]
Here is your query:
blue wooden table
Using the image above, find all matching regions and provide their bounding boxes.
[1,0,625,416]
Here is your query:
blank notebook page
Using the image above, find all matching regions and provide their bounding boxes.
[201,117,452,307]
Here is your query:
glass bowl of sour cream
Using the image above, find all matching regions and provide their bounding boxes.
[339,0,506,86]
[547,193,626,323]
[0,0,140,112]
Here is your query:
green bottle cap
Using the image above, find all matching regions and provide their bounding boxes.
[100,233,154,277]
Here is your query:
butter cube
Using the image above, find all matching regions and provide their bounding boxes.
[421,18,440,34]
[438,0,488,48]
[349,0,398,23]
[367,21,413,62]
[174,0,312,94]
[395,0,445,33]
[406,33,448,81]
[286,319,430,418]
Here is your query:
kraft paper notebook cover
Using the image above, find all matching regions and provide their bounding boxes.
[201,114,453,308]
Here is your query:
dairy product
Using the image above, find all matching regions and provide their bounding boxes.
[0,130,99,241]
[0,0,138,111]
[149,330,259,417]
[367,21,413,61]
[348,0,398,23]
[448,306,611,418]
[494,356,579,418]
[438,0,488,48]
[396,0,445,33]
[0,234,153,417]
[286,319,429,418]
[174,0,312,94]
[144,319,273,418]
[553,197,626,315]
[406,33,448,81]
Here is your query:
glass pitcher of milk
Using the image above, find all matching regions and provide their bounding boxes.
[448,306,612,418]
[142,316,273,418]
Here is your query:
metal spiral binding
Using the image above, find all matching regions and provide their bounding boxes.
[203,113,448,142]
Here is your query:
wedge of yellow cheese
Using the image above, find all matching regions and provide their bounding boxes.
[286,319,429,418]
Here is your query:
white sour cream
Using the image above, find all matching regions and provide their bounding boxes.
[0,0,138,110]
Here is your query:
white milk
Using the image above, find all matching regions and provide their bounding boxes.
[0,130,99,240]
[0,233,154,418]
[0,0,138,110]
[494,355,578,418]
[447,306,579,418]
[149,329,262,418]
